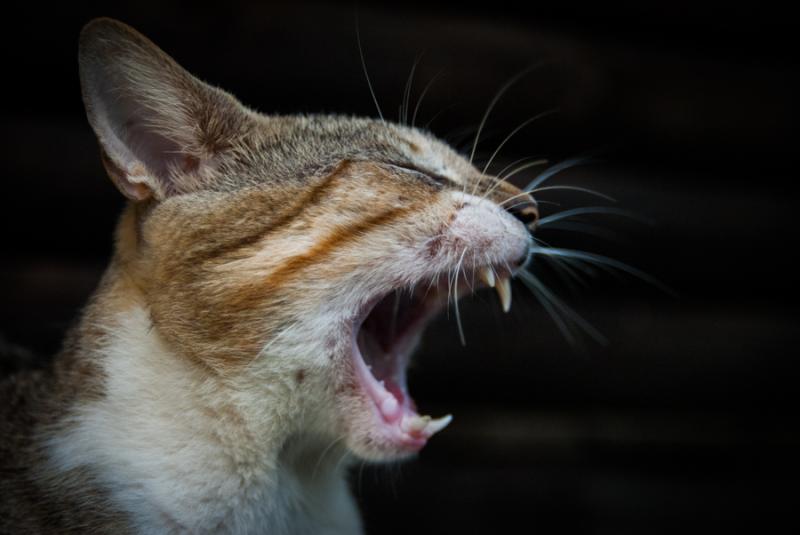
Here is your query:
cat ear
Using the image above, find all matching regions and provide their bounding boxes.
[78,18,252,201]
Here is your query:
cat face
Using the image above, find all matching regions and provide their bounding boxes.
[80,19,538,461]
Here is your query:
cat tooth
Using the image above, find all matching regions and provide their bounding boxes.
[479,266,495,288]
[423,414,453,436]
[402,415,430,433]
[380,396,400,419]
[496,276,512,313]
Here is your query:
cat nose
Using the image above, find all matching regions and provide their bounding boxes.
[507,196,539,228]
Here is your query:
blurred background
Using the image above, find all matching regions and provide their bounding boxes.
[1,2,797,533]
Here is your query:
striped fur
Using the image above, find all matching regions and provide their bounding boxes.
[0,18,536,534]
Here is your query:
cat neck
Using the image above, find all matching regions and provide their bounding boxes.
[46,249,361,533]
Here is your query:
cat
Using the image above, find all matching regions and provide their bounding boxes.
[0,17,539,534]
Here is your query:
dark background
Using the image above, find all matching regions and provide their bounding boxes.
[1,2,798,533]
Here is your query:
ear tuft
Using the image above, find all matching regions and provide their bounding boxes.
[78,18,252,200]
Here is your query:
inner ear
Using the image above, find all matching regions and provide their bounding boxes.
[116,104,186,181]
[79,18,251,201]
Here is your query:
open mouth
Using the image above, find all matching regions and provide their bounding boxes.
[350,266,514,452]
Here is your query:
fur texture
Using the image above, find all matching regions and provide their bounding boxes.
[0,18,537,534]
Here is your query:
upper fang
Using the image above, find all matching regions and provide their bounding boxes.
[496,276,512,313]
[479,266,496,288]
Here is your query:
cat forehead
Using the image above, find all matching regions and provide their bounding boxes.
[240,114,471,186]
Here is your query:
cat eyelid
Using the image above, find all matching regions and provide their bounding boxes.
[384,162,451,188]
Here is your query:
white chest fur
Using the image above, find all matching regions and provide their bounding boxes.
[46,307,361,534]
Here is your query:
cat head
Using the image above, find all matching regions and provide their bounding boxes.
[79,18,538,461]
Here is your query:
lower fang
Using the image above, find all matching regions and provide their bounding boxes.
[401,415,430,433]
[380,396,400,420]
[401,414,453,437]
[424,414,453,435]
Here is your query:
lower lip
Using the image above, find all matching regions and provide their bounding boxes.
[350,339,429,450]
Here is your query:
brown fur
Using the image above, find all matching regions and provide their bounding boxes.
[1,18,536,533]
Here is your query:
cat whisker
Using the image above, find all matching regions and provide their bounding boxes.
[501,159,550,182]
[444,124,478,143]
[539,221,623,241]
[355,16,384,122]
[481,109,558,175]
[518,270,576,345]
[530,246,672,294]
[445,258,454,314]
[555,255,593,285]
[247,322,297,368]
[311,435,348,482]
[420,231,449,246]
[536,200,562,207]
[541,253,592,295]
[422,102,457,130]
[527,185,616,202]
[423,269,441,297]
[400,53,423,125]
[525,156,593,191]
[504,201,543,218]
[477,158,549,206]
[535,244,601,279]
[497,190,545,208]
[469,63,545,166]
[411,71,444,128]
[331,445,353,479]
[356,459,368,497]
[518,269,608,346]
[493,155,544,181]
[452,248,468,346]
[537,206,645,227]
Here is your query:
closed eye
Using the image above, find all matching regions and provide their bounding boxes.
[385,162,452,188]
